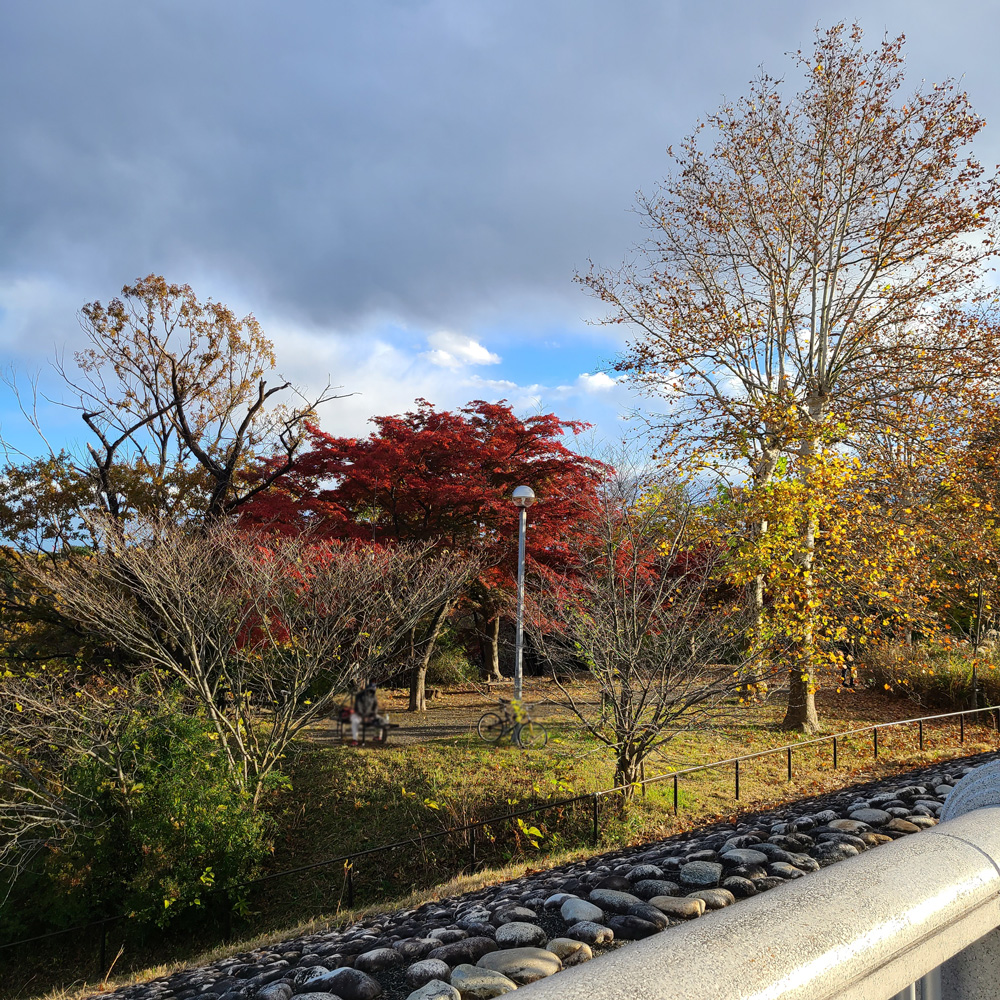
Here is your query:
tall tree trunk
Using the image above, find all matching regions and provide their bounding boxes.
[783,657,820,732]
[750,445,779,672]
[485,613,502,682]
[472,608,487,677]
[750,519,769,662]
[408,600,452,712]
[782,411,823,733]
[782,502,821,732]
[972,578,984,710]
[408,663,427,713]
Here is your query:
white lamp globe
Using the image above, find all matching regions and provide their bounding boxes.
[511,485,536,508]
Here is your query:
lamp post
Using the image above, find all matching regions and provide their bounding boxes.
[511,485,535,703]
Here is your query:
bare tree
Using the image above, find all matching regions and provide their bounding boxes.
[0,673,167,894]
[528,475,755,797]
[21,519,478,804]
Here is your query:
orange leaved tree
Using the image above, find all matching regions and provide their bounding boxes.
[0,275,342,549]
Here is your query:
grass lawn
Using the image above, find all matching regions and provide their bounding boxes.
[9,676,999,1000]
[259,676,999,930]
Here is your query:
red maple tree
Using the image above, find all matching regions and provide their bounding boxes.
[240,399,607,708]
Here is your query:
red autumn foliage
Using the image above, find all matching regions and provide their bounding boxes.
[240,399,607,684]
[241,398,606,571]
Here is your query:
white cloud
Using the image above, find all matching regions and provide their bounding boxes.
[258,321,540,437]
[422,330,501,369]
[0,279,639,452]
[576,371,618,392]
[465,374,546,412]
[261,324,464,436]
[262,321,626,435]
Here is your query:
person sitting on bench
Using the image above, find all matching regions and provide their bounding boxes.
[350,682,379,744]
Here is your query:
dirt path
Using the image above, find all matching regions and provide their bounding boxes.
[304,678,594,747]
[302,668,923,749]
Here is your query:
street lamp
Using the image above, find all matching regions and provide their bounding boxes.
[511,485,535,702]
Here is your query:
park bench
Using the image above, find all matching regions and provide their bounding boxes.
[333,706,399,744]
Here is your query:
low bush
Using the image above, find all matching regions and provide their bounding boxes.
[0,694,273,945]
[863,642,1000,710]
[426,647,477,687]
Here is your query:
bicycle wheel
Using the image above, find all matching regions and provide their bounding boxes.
[477,712,505,743]
[515,721,548,749]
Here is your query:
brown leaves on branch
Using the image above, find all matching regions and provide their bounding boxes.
[584,22,1000,470]
[1,275,345,549]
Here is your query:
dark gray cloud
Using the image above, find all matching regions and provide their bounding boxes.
[2,0,999,337]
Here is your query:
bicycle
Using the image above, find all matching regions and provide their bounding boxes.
[477,698,548,749]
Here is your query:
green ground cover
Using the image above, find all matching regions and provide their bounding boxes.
[260,685,999,928]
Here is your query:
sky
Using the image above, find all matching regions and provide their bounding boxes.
[3,0,1000,456]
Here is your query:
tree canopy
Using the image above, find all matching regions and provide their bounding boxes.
[0,275,340,548]
[584,23,1000,731]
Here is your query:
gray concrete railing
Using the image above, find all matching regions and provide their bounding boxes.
[520,764,1000,1000]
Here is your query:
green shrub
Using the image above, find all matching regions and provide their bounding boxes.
[426,647,476,687]
[0,704,272,943]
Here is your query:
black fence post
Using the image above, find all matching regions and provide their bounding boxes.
[27,709,992,976]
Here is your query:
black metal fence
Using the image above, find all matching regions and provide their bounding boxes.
[4,703,1000,977]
